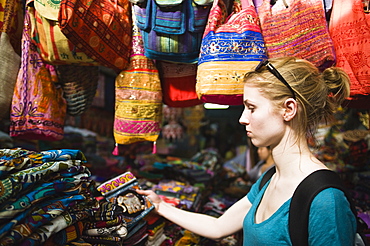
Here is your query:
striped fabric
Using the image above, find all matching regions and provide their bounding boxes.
[133,0,213,63]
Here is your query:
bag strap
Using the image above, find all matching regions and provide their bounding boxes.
[289,169,367,246]
[258,168,368,246]
[259,166,276,190]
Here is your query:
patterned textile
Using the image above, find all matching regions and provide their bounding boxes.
[0,195,91,245]
[58,0,132,72]
[257,0,336,70]
[0,177,87,222]
[98,173,155,229]
[44,221,85,246]
[113,12,162,145]
[0,159,87,205]
[28,0,97,66]
[19,202,95,246]
[133,0,213,63]
[9,9,67,141]
[329,0,370,98]
[0,148,128,246]
[196,0,267,105]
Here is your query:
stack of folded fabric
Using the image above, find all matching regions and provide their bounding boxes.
[0,148,128,245]
[144,213,167,246]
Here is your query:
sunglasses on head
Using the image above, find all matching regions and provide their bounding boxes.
[255,59,296,100]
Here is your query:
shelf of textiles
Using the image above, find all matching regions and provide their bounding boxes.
[0,147,243,245]
[0,148,157,246]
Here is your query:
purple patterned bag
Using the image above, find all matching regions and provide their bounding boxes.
[9,9,66,141]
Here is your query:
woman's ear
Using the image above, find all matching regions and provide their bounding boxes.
[283,98,297,121]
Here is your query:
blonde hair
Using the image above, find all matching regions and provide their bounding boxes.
[244,57,350,140]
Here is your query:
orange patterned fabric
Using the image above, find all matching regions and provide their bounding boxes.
[329,0,370,98]
[58,0,132,73]
[28,0,97,66]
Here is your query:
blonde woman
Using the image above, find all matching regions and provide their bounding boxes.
[138,57,356,245]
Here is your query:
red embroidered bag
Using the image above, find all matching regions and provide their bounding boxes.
[257,0,336,70]
[58,0,132,73]
[329,0,370,99]
[157,61,202,108]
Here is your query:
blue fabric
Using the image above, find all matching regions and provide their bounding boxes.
[243,173,357,246]
[198,30,267,65]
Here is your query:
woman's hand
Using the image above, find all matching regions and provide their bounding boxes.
[136,189,162,212]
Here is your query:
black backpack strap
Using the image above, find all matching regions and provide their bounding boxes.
[289,169,358,246]
[259,166,276,190]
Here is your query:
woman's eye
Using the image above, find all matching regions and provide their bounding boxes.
[248,106,255,112]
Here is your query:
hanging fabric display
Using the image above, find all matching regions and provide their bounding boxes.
[157,61,202,107]
[131,0,213,63]
[28,0,98,66]
[329,0,370,99]
[0,0,23,55]
[196,0,267,105]
[0,33,20,121]
[56,65,99,116]
[257,0,336,70]
[113,12,162,145]
[58,0,132,72]
[9,9,67,141]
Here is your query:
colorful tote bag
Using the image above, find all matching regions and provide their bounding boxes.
[329,0,370,99]
[257,0,336,70]
[113,16,162,145]
[196,0,267,105]
[28,0,97,66]
[132,0,213,63]
[9,10,67,141]
[58,0,132,72]
[157,61,202,107]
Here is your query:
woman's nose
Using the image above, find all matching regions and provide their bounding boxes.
[239,110,249,125]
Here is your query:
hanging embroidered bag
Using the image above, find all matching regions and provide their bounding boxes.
[58,0,132,73]
[329,0,370,98]
[196,0,267,105]
[9,9,67,141]
[132,0,213,63]
[257,0,336,71]
[28,0,97,66]
[113,14,162,145]
[157,61,202,107]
